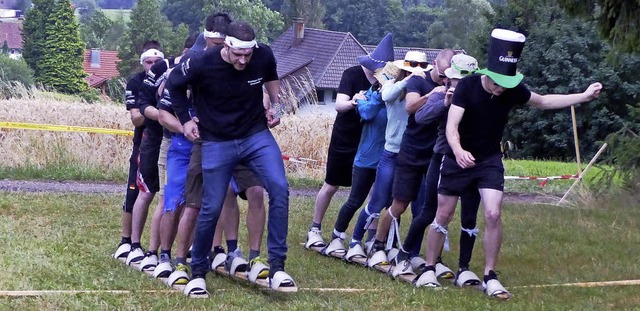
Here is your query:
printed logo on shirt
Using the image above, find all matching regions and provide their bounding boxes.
[181,59,190,76]
[125,90,132,96]
[247,78,262,86]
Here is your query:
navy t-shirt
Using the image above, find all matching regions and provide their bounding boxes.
[167,44,278,141]
[125,72,146,146]
[451,74,531,161]
[139,58,177,141]
[397,72,440,166]
[328,65,371,155]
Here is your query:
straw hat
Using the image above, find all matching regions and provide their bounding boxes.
[392,51,433,73]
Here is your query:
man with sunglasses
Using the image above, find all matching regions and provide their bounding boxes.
[167,21,295,296]
[419,29,602,300]
[369,48,454,269]
[113,40,163,262]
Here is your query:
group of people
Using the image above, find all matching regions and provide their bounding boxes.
[305,29,602,299]
[113,11,603,299]
[113,12,296,297]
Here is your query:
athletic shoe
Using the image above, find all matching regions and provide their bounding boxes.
[249,256,270,279]
[125,247,145,266]
[172,263,189,285]
[224,249,247,274]
[305,227,326,249]
[410,256,427,270]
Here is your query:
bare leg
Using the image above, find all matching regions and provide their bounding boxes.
[147,195,164,252]
[312,182,339,225]
[375,199,409,242]
[212,185,240,249]
[245,186,265,251]
[176,207,199,258]
[479,188,503,275]
[121,211,132,237]
[425,194,458,265]
[131,191,155,244]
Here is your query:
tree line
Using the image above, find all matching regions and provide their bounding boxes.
[7,0,639,170]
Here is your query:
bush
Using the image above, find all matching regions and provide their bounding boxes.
[104,77,126,103]
[0,54,35,86]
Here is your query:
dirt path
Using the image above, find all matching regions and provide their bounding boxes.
[0,179,561,204]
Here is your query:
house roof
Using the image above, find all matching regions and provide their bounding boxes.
[82,49,120,87]
[0,21,22,49]
[270,26,368,89]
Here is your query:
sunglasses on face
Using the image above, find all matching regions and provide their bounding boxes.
[404,60,429,69]
[434,64,447,79]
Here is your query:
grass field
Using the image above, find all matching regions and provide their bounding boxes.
[1,192,639,310]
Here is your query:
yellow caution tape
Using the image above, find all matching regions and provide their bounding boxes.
[0,121,134,136]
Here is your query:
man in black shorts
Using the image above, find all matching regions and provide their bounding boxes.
[420,29,602,299]
[113,40,163,261]
[305,33,394,249]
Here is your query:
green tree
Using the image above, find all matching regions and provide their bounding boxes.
[37,0,88,94]
[202,0,285,42]
[162,0,205,33]
[281,0,326,29]
[80,9,115,49]
[1,41,8,54]
[0,54,35,85]
[558,0,640,54]
[394,4,440,47]
[22,0,56,78]
[324,0,403,45]
[118,0,186,78]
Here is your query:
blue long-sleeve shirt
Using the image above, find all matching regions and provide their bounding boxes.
[354,87,387,169]
[414,91,450,154]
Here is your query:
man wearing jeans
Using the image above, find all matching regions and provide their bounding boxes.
[167,21,294,296]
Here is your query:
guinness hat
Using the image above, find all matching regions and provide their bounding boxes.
[476,28,526,88]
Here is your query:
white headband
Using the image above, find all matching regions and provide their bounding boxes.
[140,49,164,64]
[203,30,225,39]
[225,36,258,49]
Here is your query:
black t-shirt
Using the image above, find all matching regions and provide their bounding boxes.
[397,72,440,166]
[125,72,146,146]
[452,74,531,161]
[139,58,177,142]
[167,44,278,141]
[159,54,198,131]
[328,65,371,155]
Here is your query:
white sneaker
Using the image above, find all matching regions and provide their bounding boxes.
[305,227,326,249]
[410,256,426,270]
[125,247,144,266]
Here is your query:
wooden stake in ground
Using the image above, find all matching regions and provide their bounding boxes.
[558,143,607,205]
[571,105,582,174]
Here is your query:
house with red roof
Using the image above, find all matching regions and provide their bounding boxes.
[82,49,120,94]
[0,21,22,59]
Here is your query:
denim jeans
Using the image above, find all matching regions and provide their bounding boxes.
[163,134,193,212]
[334,165,377,234]
[353,149,396,242]
[190,129,289,277]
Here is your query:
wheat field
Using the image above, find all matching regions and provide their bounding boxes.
[0,97,333,181]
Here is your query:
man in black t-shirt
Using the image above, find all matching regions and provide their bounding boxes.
[419,29,602,300]
[167,21,295,295]
[306,33,394,250]
[113,40,163,262]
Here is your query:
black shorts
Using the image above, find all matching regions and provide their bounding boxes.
[137,136,161,193]
[184,141,203,208]
[392,162,428,202]
[232,164,263,200]
[325,150,356,187]
[438,154,505,196]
